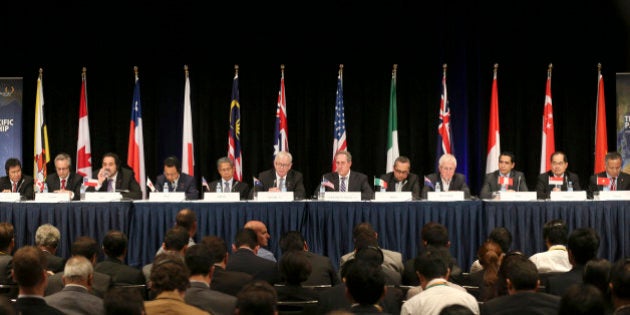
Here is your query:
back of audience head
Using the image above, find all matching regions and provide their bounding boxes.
[477,240,502,288]
[12,246,47,288]
[0,222,14,252]
[163,226,189,252]
[583,258,611,295]
[568,227,600,265]
[414,248,451,284]
[71,236,99,263]
[543,219,568,245]
[150,252,190,296]
[344,260,386,306]
[279,250,311,285]
[488,227,512,253]
[278,230,305,253]
[63,255,93,284]
[439,304,475,315]
[558,284,607,315]
[234,228,259,250]
[185,244,213,277]
[421,222,450,248]
[104,286,145,315]
[35,223,60,251]
[201,235,228,264]
[496,251,526,295]
[355,245,384,267]
[175,208,197,235]
[235,280,277,315]
[352,222,376,240]
[504,255,538,292]
[102,230,128,258]
[610,258,630,307]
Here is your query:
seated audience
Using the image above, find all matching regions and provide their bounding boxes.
[470,227,512,273]
[275,250,319,301]
[226,228,280,284]
[279,230,339,286]
[201,236,253,297]
[104,287,145,315]
[35,224,65,274]
[558,283,607,315]
[12,246,64,314]
[95,230,145,285]
[344,260,389,313]
[469,240,502,301]
[529,219,571,273]
[235,280,278,315]
[609,258,630,315]
[44,256,105,315]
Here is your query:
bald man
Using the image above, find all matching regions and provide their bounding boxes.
[244,220,276,262]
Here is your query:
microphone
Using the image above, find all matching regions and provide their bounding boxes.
[232,181,238,191]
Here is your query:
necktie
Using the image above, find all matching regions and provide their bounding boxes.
[11,182,16,193]
[612,177,617,191]
[396,182,402,192]
[340,177,347,192]
[61,179,66,190]
[107,179,114,192]
[171,182,176,192]
[224,182,230,192]
[278,178,284,189]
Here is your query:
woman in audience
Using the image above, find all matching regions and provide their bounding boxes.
[470,240,503,301]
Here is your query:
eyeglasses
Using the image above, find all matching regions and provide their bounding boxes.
[274,163,291,168]
[394,169,409,175]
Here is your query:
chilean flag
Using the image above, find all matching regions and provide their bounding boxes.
[182,66,194,176]
[127,68,146,199]
[486,64,500,174]
[76,68,92,179]
[540,64,555,173]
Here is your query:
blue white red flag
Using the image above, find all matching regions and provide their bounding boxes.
[332,65,347,171]
[436,64,452,169]
[273,65,289,156]
[321,178,335,189]
[424,176,434,189]
[127,67,146,199]
[201,176,210,191]
[227,67,243,181]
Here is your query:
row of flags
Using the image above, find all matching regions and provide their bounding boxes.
[31,63,611,197]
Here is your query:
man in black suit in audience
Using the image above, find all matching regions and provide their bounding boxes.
[379,156,421,200]
[0,222,16,299]
[278,230,340,286]
[421,153,471,199]
[588,151,630,198]
[35,224,65,274]
[202,236,253,297]
[12,246,64,314]
[254,151,306,200]
[479,151,528,199]
[535,151,581,200]
[610,258,630,315]
[88,152,142,200]
[44,256,105,315]
[94,230,145,285]
[154,156,199,200]
[0,158,34,200]
[45,153,83,200]
[320,150,374,200]
[226,228,280,285]
[208,157,250,200]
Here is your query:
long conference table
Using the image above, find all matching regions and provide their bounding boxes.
[0,200,627,272]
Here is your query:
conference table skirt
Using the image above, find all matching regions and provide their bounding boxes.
[0,200,627,272]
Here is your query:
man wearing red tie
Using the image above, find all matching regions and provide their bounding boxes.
[587,151,630,199]
[535,151,581,200]
[45,153,84,200]
[0,158,34,200]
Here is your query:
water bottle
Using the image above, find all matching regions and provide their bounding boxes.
[500,183,507,192]
[42,183,48,193]
[380,185,386,192]
[319,181,326,200]
[215,182,222,193]
[80,177,87,200]
[567,181,573,192]
[163,182,169,193]
[435,182,441,192]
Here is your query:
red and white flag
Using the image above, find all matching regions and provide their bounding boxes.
[540,64,555,173]
[127,67,146,199]
[594,64,607,174]
[549,176,564,186]
[182,66,194,176]
[332,64,347,171]
[76,68,92,179]
[486,64,500,174]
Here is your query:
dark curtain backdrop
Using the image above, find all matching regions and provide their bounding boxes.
[3,0,630,196]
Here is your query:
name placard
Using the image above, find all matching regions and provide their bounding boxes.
[597,190,630,200]
[35,192,71,203]
[322,192,361,201]
[498,191,537,201]
[83,192,122,202]
[373,191,413,202]
[149,192,186,202]
[549,191,587,201]
[255,191,294,202]
[0,193,21,202]
[203,192,241,202]
[427,191,465,201]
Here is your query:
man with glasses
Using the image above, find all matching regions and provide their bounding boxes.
[378,156,421,200]
[45,153,84,200]
[208,157,250,200]
[421,153,470,199]
[254,151,305,199]
[535,151,581,200]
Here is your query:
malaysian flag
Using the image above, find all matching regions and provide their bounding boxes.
[436,64,452,169]
[273,64,288,156]
[127,66,146,199]
[331,64,347,171]
[227,65,243,181]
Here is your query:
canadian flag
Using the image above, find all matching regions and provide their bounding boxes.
[76,68,92,179]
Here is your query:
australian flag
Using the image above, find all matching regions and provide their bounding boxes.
[228,70,243,181]
[273,69,288,156]
[436,64,453,170]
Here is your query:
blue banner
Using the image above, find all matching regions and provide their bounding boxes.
[0,77,23,170]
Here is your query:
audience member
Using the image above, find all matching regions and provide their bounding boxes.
[480,255,560,315]
[404,247,467,301]
[320,151,374,200]
[470,227,512,273]
[88,152,142,200]
[254,151,306,199]
[421,153,471,199]
[535,151,581,199]
[45,153,83,200]
[226,228,280,284]
[144,252,208,315]
[201,236,253,297]
[35,224,65,274]
[558,283,607,315]
[104,287,145,315]
[244,220,276,262]
[440,304,475,315]
[208,157,250,199]
[583,258,613,313]
[469,240,502,302]
[0,223,15,285]
[154,156,199,200]
[378,156,421,200]
[610,258,630,315]
[95,230,145,285]
[184,244,236,315]
[275,251,319,301]
[156,208,197,256]
[12,246,64,314]
[0,158,34,200]
[479,152,528,199]
[44,256,105,315]
[529,219,572,273]
[344,260,389,313]
[279,230,339,286]
[588,151,630,198]
[235,280,278,315]
[143,226,189,285]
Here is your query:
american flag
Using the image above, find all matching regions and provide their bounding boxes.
[228,66,243,181]
[540,64,555,173]
[331,65,347,171]
[436,64,452,165]
[273,65,288,156]
[127,67,146,199]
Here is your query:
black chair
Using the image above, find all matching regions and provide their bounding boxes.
[111,284,149,300]
[462,285,481,301]
[277,300,318,315]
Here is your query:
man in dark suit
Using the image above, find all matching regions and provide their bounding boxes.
[421,153,470,199]
[94,230,145,285]
[0,222,16,300]
[254,151,306,200]
[0,158,34,200]
[378,156,421,200]
[208,157,250,200]
[12,246,64,314]
[35,224,65,274]
[535,151,581,200]
[88,152,142,200]
[45,153,83,200]
[202,236,253,297]
[279,230,340,286]
[185,244,237,315]
[588,151,630,198]
[320,150,374,200]
[479,151,528,199]
[481,255,560,315]
[154,156,199,200]
[610,258,630,315]
[226,228,280,285]
[44,256,105,314]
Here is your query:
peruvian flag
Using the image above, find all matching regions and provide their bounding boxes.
[76,68,92,179]
[540,64,555,173]
[594,64,607,174]
[182,66,194,176]
[127,68,146,199]
[486,64,500,174]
